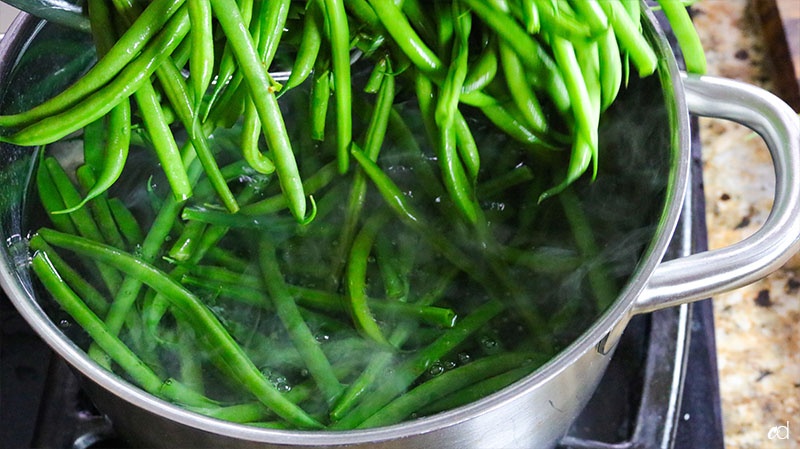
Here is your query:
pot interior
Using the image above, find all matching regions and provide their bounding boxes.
[0,9,682,442]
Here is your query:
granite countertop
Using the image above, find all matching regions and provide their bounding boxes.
[691,0,799,447]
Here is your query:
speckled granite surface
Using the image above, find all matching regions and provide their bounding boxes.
[691,1,799,448]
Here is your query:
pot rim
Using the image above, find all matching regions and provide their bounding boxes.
[0,7,690,446]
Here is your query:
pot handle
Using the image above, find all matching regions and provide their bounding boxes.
[634,73,800,315]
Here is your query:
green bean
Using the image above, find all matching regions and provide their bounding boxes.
[0,7,191,147]
[368,0,444,79]
[439,120,480,224]
[200,0,255,121]
[168,220,208,262]
[0,0,185,129]
[478,163,534,199]
[188,0,214,107]
[346,213,392,346]
[87,0,118,55]
[180,206,296,231]
[330,261,457,420]
[81,118,105,176]
[479,103,557,150]
[282,0,323,93]
[182,268,456,328]
[153,57,239,212]
[175,316,206,393]
[656,0,706,74]
[531,0,592,42]
[60,101,131,215]
[520,0,540,34]
[498,40,547,135]
[133,82,195,203]
[334,64,395,282]
[416,72,480,224]
[461,0,570,112]
[202,46,237,121]
[500,245,582,274]
[417,365,533,415]
[462,43,498,95]
[345,0,380,30]
[75,166,127,250]
[435,2,454,58]
[332,299,504,428]
[576,39,602,177]
[241,99,277,174]
[329,322,413,420]
[435,1,470,130]
[255,0,292,71]
[107,198,145,247]
[44,157,122,293]
[143,219,234,334]
[29,235,109,317]
[211,0,308,221]
[401,0,438,49]
[552,35,596,155]
[98,159,203,358]
[32,250,161,391]
[597,27,622,111]
[31,251,216,408]
[538,36,601,200]
[363,58,387,94]
[189,402,273,424]
[350,144,422,227]
[309,63,331,141]
[558,188,617,311]
[37,227,323,429]
[350,144,496,290]
[569,0,607,35]
[258,238,344,404]
[622,0,641,30]
[241,162,336,216]
[359,352,536,427]
[538,133,592,202]
[599,0,657,76]
[36,154,78,235]
[373,236,411,302]
[320,0,353,173]
[385,109,444,200]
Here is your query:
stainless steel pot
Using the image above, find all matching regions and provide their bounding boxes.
[1,6,798,449]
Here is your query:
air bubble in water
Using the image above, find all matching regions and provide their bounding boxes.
[428,362,444,377]
[58,319,71,329]
[315,334,330,343]
[132,244,144,258]
[480,335,497,349]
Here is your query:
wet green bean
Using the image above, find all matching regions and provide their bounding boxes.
[0,0,184,129]
[321,0,353,173]
[37,227,324,429]
[282,0,323,93]
[332,299,504,428]
[258,238,344,404]
[211,0,307,220]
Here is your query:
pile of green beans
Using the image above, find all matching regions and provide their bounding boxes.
[6,0,705,431]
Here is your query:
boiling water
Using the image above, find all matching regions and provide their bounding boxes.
[2,20,672,431]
